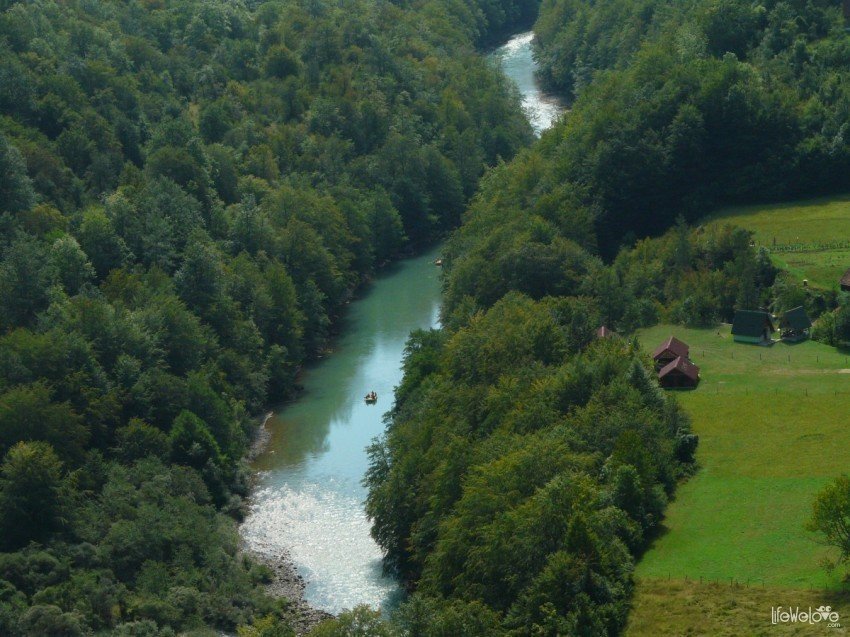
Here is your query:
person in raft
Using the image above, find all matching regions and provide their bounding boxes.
[365,391,377,402]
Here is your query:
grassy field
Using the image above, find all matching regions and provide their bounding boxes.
[708,195,850,289]
[627,580,850,636]
[632,324,850,600]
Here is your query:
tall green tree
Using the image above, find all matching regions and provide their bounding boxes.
[0,134,35,215]
[0,441,66,550]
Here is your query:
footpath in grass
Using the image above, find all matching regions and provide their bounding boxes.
[707,195,850,289]
[634,324,850,590]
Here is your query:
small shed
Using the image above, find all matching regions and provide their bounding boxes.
[596,325,615,339]
[658,356,700,389]
[841,268,850,292]
[652,336,690,369]
[780,306,812,342]
[731,310,775,344]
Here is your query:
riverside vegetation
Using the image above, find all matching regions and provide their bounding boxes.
[0,0,536,634]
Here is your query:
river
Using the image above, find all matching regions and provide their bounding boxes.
[491,31,563,135]
[240,31,563,616]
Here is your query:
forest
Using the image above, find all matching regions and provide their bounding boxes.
[0,0,535,634]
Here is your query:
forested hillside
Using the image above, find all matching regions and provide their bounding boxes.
[362,0,850,635]
[0,0,535,633]
[529,0,850,255]
[437,0,850,309]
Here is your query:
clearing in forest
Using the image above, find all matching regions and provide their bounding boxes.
[634,324,850,595]
[708,195,850,289]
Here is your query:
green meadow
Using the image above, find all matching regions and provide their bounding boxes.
[708,195,850,289]
[634,323,850,590]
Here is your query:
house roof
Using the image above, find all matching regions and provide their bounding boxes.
[781,306,812,330]
[842,268,850,288]
[731,310,774,337]
[652,336,689,360]
[596,325,614,339]
[658,356,700,382]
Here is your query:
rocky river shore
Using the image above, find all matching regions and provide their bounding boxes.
[241,413,334,635]
[243,545,333,634]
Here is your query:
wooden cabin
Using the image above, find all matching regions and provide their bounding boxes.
[658,356,700,389]
[841,268,850,292]
[780,306,812,342]
[731,310,775,344]
[652,336,690,370]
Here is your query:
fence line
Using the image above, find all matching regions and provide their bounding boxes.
[768,239,850,253]
[659,572,850,592]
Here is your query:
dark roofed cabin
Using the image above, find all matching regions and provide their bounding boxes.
[841,268,850,292]
[780,306,812,342]
[652,336,689,370]
[731,310,775,344]
[658,356,700,389]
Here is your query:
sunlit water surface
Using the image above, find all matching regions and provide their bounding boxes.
[241,247,442,613]
[491,31,564,135]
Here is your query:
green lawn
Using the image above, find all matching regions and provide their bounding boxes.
[707,195,850,289]
[634,324,850,590]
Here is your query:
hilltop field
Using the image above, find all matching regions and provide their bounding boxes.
[708,195,850,289]
[628,323,850,635]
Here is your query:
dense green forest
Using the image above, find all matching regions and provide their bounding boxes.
[0,0,535,633]
[361,0,850,636]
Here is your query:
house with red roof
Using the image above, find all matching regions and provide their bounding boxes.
[652,336,690,370]
[657,356,700,389]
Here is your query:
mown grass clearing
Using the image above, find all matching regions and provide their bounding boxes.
[634,324,850,590]
[707,195,850,288]
[626,579,850,636]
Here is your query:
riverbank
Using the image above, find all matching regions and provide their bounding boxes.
[240,245,442,614]
[243,544,333,635]
[235,249,433,627]
[241,412,333,634]
[236,248,440,622]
